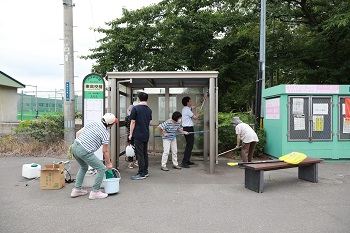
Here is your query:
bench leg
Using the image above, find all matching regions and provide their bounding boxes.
[298,163,318,183]
[245,169,264,193]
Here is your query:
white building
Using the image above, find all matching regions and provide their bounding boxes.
[0,71,25,122]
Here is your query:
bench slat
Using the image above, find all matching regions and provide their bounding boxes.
[243,157,323,171]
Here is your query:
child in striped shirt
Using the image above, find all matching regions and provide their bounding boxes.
[158,111,189,171]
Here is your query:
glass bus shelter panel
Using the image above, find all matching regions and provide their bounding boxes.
[169,96,177,118]
[120,94,126,120]
[119,126,128,155]
[158,95,178,121]
[158,96,165,122]
[170,87,204,94]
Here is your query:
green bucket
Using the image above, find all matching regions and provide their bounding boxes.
[105,168,121,179]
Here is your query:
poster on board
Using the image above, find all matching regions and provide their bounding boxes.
[344,119,350,134]
[313,103,328,115]
[294,116,305,130]
[346,98,350,119]
[266,98,280,119]
[82,73,105,160]
[313,115,324,131]
[292,98,304,115]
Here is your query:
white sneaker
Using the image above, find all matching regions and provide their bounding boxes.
[89,190,108,200]
[70,188,88,198]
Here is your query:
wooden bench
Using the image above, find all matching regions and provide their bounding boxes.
[243,157,324,193]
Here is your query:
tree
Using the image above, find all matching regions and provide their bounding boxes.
[266,0,350,85]
[82,0,260,112]
[82,0,350,112]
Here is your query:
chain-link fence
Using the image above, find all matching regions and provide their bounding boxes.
[288,96,333,141]
[17,89,82,120]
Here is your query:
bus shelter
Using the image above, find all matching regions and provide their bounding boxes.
[106,71,219,173]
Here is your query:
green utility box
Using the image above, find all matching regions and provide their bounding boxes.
[263,84,350,160]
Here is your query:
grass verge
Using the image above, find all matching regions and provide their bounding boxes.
[0,135,69,158]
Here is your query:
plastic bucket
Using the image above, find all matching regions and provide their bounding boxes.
[103,178,120,194]
[22,163,41,179]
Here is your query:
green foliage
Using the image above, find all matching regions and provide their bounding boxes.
[15,113,64,142]
[218,112,266,156]
[255,128,266,157]
[75,111,82,119]
[218,112,236,153]
[266,0,350,85]
[82,0,350,113]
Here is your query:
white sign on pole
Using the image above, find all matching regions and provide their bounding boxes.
[83,74,105,160]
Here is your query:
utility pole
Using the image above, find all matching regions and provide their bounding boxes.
[256,0,266,129]
[63,0,75,144]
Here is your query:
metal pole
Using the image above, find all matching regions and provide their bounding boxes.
[203,87,209,162]
[35,86,38,118]
[116,83,120,168]
[55,89,57,112]
[215,78,219,165]
[63,0,75,144]
[259,0,266,127]
[21,90,23,121]
[209,78,215,174]
[110,78,117,168]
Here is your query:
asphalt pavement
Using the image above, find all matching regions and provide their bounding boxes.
[0,154,349,233]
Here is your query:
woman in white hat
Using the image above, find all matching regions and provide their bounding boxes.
[231,116,259,162]
[71,113,118,199]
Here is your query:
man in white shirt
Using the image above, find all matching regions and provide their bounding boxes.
[231,116,259,162]
[181,96,205,168]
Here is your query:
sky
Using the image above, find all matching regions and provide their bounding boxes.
[0,0,161,97]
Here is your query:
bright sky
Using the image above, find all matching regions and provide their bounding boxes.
[0,0,161,96]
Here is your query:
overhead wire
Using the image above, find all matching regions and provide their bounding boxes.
[89,0,98,48]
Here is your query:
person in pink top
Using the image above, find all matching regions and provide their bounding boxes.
[231,117,259,162]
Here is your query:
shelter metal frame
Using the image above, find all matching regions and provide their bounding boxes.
[106,71,219,173]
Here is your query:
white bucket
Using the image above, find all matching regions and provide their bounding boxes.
[103,178,120,194]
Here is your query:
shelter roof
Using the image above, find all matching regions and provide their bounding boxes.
[106,71,218,88]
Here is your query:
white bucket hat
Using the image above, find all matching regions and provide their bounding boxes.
[231,116,242,125]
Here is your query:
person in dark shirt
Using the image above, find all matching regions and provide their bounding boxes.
[128,92,152,180]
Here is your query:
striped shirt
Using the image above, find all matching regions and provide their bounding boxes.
[75,121,110,153]
[159,119,182,140]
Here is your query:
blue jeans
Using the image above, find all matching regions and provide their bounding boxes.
[71,141,106,191]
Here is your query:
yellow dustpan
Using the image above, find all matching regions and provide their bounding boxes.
[279,152,307,164]
[227,152,307,166]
